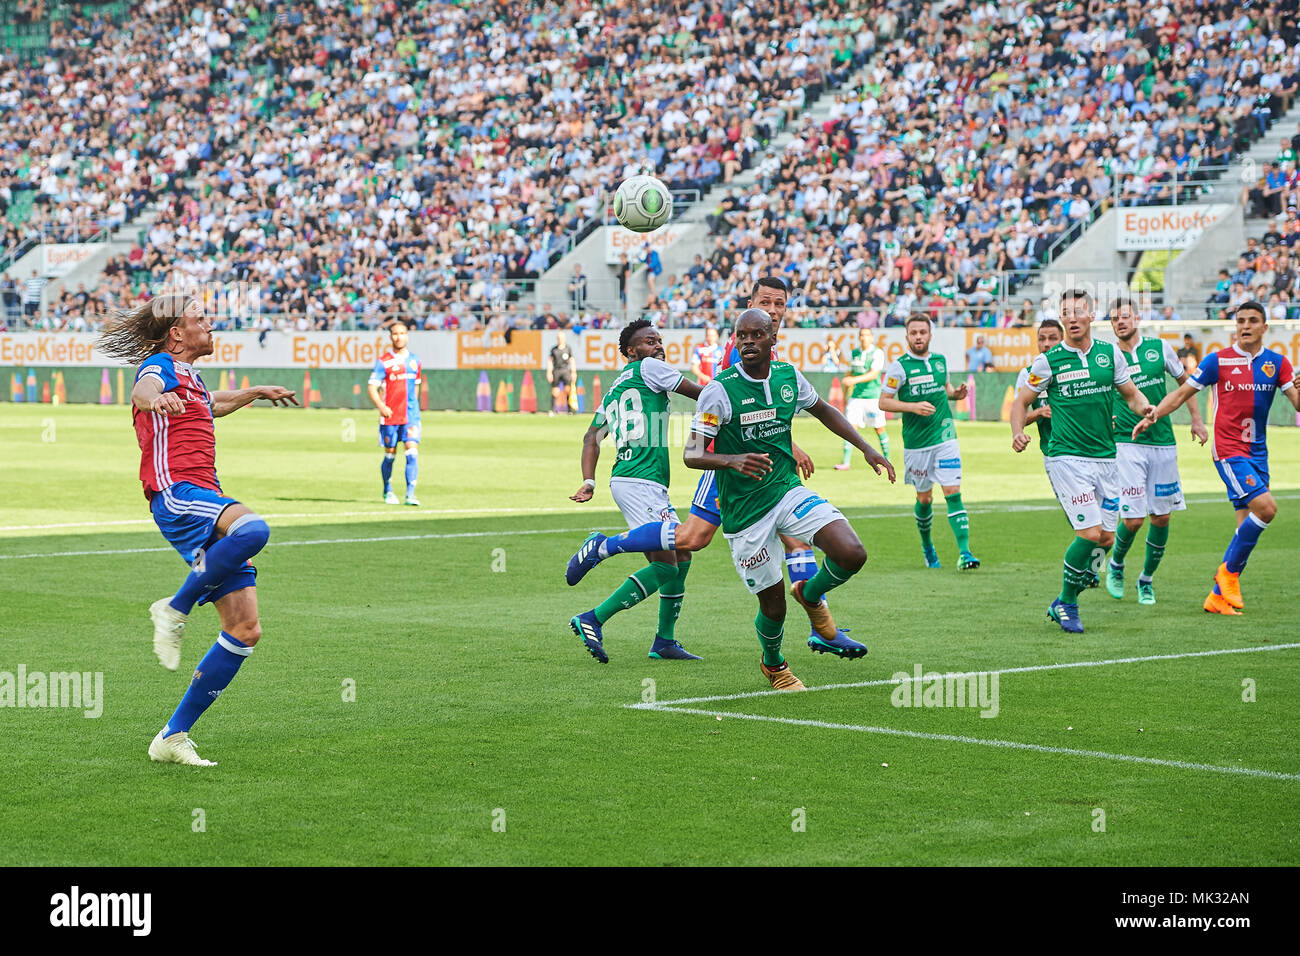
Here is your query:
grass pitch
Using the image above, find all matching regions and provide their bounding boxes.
[0,404,1297,865]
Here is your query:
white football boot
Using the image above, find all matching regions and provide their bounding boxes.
[149,597,186,671]
[148,730,216,767]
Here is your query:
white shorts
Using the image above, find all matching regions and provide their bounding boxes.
[609,477,679,535]
[847,397,885,429]
[724,485,846,593]
[1116,443,1185,518]
[1044,456,1120,532]
[903,438,962,493]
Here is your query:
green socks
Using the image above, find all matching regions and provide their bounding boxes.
[656,559,691,641]
[841,441,853,466]
[595,561,677,624]
[914,500,933,549]
[756,612,785,667]
[1142,523,1168,582]
[1111,521,1138,568]
[1060,536,1102,604]
[944,492,970,552]
[802,555,854,605]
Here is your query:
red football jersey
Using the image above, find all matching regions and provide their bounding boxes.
[132,353,219,500]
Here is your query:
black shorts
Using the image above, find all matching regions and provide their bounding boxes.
[554,373,572,389]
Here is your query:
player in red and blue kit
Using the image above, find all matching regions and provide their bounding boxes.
[1135,301,1300,615]
[367,320,423,505]
[98,293,297,766]
[689,326,724,385]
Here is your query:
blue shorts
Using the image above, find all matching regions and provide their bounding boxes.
[1215,456,1270,510]
[379,422,421,447]
[689,470,721,525]
[151,482,256,604]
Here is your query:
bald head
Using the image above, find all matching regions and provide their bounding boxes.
[733,308,777,371]
[735,307,774,336]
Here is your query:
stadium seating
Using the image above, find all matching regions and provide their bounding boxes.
[5,0,1300,332]
[10,0,880,331]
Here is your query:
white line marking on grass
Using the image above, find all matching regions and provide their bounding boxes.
[641,644,1300,707]
[0,505,577,532]
[0,526,598,560]
[633,705,1300,782]
[6,491,1296,534]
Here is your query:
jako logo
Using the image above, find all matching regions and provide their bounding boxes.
[50,886,151,936]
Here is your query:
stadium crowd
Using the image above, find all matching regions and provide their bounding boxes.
[3,0,881,331]
[650,0,1300,329]
[4,0,1300,334]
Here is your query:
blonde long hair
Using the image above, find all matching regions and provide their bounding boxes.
[96,294,197,365]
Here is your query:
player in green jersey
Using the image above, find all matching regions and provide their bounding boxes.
[685,308,896,690]
[1105,298,1208,604]
[879,315,979,570]
[836,328,890,468]
[566,320,704,663]
[1014,319,1063,457]
[1010,290,1156,634]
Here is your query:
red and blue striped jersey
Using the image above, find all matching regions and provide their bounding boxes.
[1188,344,1294,461]
[368,351,422,425]
[132,352,219,499]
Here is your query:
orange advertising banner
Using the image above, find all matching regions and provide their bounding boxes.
[457,331,543,369]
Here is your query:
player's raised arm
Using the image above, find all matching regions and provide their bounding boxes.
[803,397,895,481]
[210,386,299,418]
[131,371,185,417]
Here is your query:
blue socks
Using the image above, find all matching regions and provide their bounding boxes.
[164,631,253,737]
[599,521,676,558]
[784,549,816,585]
[381,452,395,492]
[1223,513,1268,574]
[404,448,418,492]
[169,515,270,615]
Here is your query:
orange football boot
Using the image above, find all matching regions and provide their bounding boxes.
[1203,591,1242,616]
[1214,563,1244,609]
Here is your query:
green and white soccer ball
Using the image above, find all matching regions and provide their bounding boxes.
[612,175,673,233]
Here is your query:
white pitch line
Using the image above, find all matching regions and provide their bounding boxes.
[634,705,1300,782]
[0,526,600,561]
[0,505,577,532]
[638,644,1300,708]
[5,491,1297,534]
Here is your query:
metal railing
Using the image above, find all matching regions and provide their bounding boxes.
[1111,164,1240,208]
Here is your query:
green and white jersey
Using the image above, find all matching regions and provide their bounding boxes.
[848,346,884,399]
[1016,364,1051,454]
[1114,336,1184,446]
[1025,338,1131,460]
[690,361,819,534]
[880,350,955,450]
[591,356,683,486]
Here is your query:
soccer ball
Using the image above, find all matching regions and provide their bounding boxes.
[612,175,673,233]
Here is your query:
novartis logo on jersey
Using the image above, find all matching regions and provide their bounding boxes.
[1222,381,1275,392]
